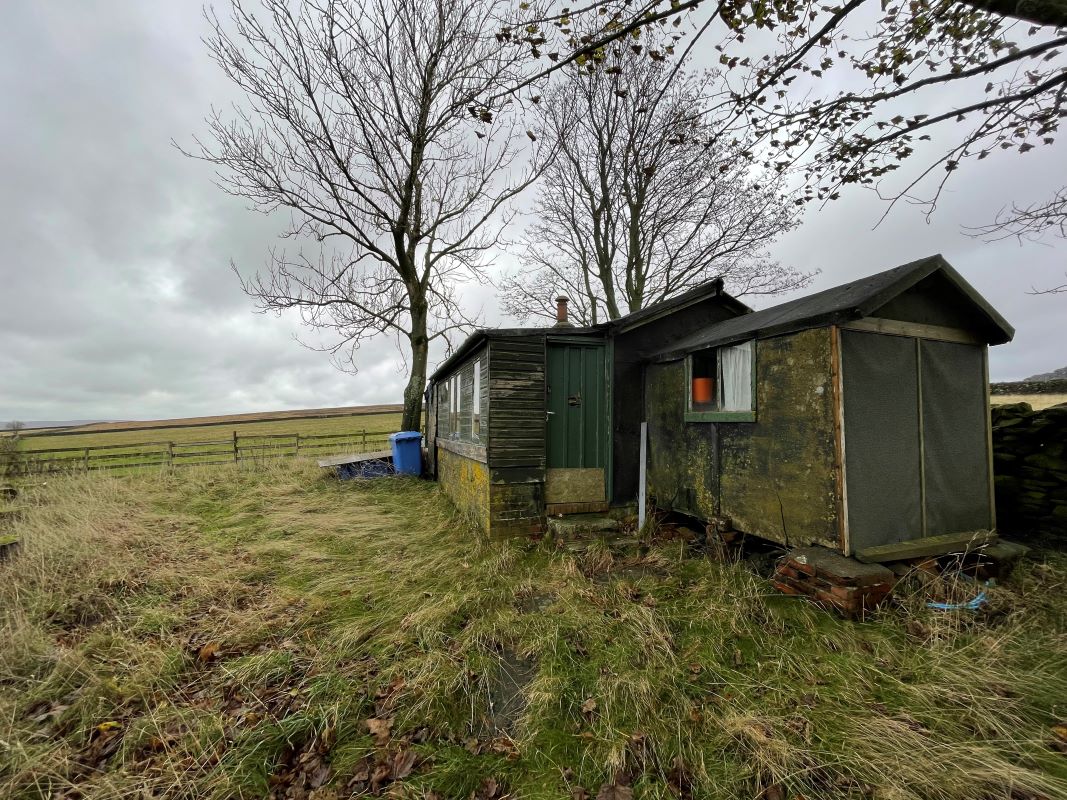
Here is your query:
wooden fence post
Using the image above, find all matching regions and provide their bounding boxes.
[167,441,174,467]
[233,431,238,464]
[362,429,367,452]
[294,434,300,455]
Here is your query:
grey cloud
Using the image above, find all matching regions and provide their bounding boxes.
[1,1,1064,424]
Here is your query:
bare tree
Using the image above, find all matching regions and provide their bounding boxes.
[488,1,1066,249]
[185,0,544,429]
[500,35,810,325]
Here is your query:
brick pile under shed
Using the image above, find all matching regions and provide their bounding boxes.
[773,547,897,616]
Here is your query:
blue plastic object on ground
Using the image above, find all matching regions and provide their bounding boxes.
[927,579,993,611]
[338,458,393,480]
[389,431,423,476]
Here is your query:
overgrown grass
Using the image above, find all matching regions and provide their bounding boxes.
[1,464,1065,799]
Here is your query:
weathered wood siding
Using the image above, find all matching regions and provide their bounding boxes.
[644,328,840,549]
[487,337,546,472]
[425,382,438,478]
[611,297,744,504]
[486,336,547,535]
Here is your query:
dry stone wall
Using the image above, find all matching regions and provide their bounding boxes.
[991,378,1067,395]
[991,402,1067,539]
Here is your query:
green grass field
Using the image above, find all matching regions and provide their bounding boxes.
[3,412,408,475]
[1,463,1065,799]
[17,412,405,451]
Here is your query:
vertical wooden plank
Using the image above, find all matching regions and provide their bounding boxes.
[983,344,996,529]
[233,431,238,464]
[916,337,927,538]
[638,421,647,531]
[829,326,850,554]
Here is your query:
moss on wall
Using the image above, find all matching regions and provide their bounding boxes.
[437,447,491,533]
[489,481,544,537]
[645,328,840,549]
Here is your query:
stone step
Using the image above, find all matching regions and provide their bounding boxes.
[546,514,621,539]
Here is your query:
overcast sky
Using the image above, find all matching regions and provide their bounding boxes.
[1,2,1063,423]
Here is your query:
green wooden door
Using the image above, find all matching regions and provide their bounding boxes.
[545,342,608,506]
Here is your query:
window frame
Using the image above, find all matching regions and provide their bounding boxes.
[472,360,481,441]
[450,375,460,438]
[684,339,757,423]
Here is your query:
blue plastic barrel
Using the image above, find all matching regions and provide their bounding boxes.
[389,431,423,476]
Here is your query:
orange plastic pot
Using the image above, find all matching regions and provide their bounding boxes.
[692,377,714,405]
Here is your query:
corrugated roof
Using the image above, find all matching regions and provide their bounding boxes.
[650,254,1014,362]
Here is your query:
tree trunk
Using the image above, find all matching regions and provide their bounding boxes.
[402,300,429,433]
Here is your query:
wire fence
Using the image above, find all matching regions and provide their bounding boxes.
[5,430,393,476]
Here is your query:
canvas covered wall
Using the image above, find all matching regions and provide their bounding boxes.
[841,331,992,552]
[644,328,840,549]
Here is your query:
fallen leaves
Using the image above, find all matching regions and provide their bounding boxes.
[366,716,393,746]
[595,781,634,800]
[345,748,423,795]
[264,725,344,799]
[77,719,125,771]
[1052,722,1067,754]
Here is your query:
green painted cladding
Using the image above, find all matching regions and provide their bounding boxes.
[645,328,840,549]
[546,343,608,469]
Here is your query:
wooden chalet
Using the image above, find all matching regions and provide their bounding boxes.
[424,255,1014,557]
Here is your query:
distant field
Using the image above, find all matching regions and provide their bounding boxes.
[991,394,1067,410]
[17,408,404,450]
[4,406,409,475]
[24,403,403,436]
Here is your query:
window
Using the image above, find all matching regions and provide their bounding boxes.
[458,370,470,439]
[438,379,450,437]
[686,340,755,422]
[438,354,487,445]
[472,360,481,439]
[451,375,460,437]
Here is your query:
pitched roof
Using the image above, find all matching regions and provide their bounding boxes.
[650,254,1014,362]
[428,278,745,383]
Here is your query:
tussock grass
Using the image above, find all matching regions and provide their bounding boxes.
[1,463,1066,799]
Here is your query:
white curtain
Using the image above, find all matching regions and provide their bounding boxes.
[719,341,753,411]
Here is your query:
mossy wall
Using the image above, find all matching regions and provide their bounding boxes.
[437,446,490,534]
[488,481,544,537]
[645,328,840,549]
